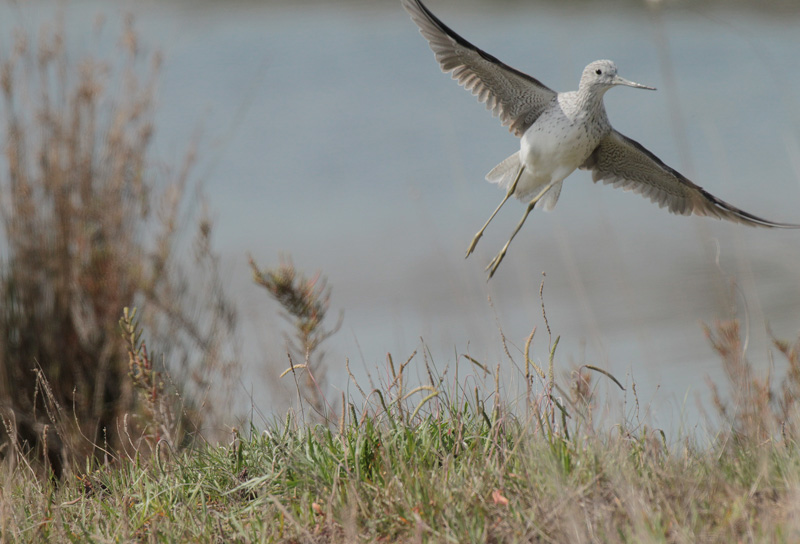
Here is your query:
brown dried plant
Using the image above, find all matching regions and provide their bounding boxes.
[703,319,800,445]
[771,330,800,437]
[249,255,342,419]
[119,306,187,456]
[704,320,773,443]
[0,14,238,475]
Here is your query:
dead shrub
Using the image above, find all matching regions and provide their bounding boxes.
[0,13,238,475]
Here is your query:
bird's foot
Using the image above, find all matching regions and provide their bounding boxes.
[465,232,483,258]
[485,245,509,279]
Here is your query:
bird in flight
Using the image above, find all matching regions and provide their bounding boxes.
[402,0,799,279]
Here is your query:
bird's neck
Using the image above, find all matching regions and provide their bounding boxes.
[575,84,609,114]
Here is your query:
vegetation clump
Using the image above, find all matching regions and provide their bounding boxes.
[0,14,237,477]
[3,316,800,542]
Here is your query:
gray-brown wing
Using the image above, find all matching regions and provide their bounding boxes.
[402,0,557,137]
[580,130,800,228]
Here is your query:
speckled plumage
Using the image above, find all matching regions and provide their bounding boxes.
[402,0,800,278]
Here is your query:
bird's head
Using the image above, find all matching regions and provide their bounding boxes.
[580,60,656,93]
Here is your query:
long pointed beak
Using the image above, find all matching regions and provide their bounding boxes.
[613,75,656,91]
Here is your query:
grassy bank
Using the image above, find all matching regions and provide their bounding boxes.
[3,326,800,543]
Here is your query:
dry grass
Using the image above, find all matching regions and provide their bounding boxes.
[1,314,800,542]
[705,319,800,446]
[0,14,238,477]
[249,255,343,421]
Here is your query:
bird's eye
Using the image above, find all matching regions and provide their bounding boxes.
[595,69,602,75]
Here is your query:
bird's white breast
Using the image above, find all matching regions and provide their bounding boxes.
[519,105,598,188]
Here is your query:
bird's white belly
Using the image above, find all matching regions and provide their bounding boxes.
[517,120,594,198]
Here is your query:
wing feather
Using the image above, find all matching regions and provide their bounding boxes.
[581,130,800,228]
[401,0,557,136]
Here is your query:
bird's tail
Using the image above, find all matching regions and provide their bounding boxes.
[485,152,563,211]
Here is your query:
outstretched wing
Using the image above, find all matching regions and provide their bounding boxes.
[581,130,800,228]
[402,0,557,137]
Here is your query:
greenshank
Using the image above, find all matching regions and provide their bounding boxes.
[402,0,800,279]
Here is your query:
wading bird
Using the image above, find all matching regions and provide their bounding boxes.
[402,0,800,279]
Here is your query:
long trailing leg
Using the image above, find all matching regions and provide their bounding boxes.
[486,179,560,279]
[465,164,525,258]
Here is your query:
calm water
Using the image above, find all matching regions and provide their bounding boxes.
[3,0,800,430]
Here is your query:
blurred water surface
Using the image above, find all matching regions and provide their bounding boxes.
[2,0,800,429]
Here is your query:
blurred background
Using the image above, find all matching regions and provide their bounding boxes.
[1,0,799,435]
